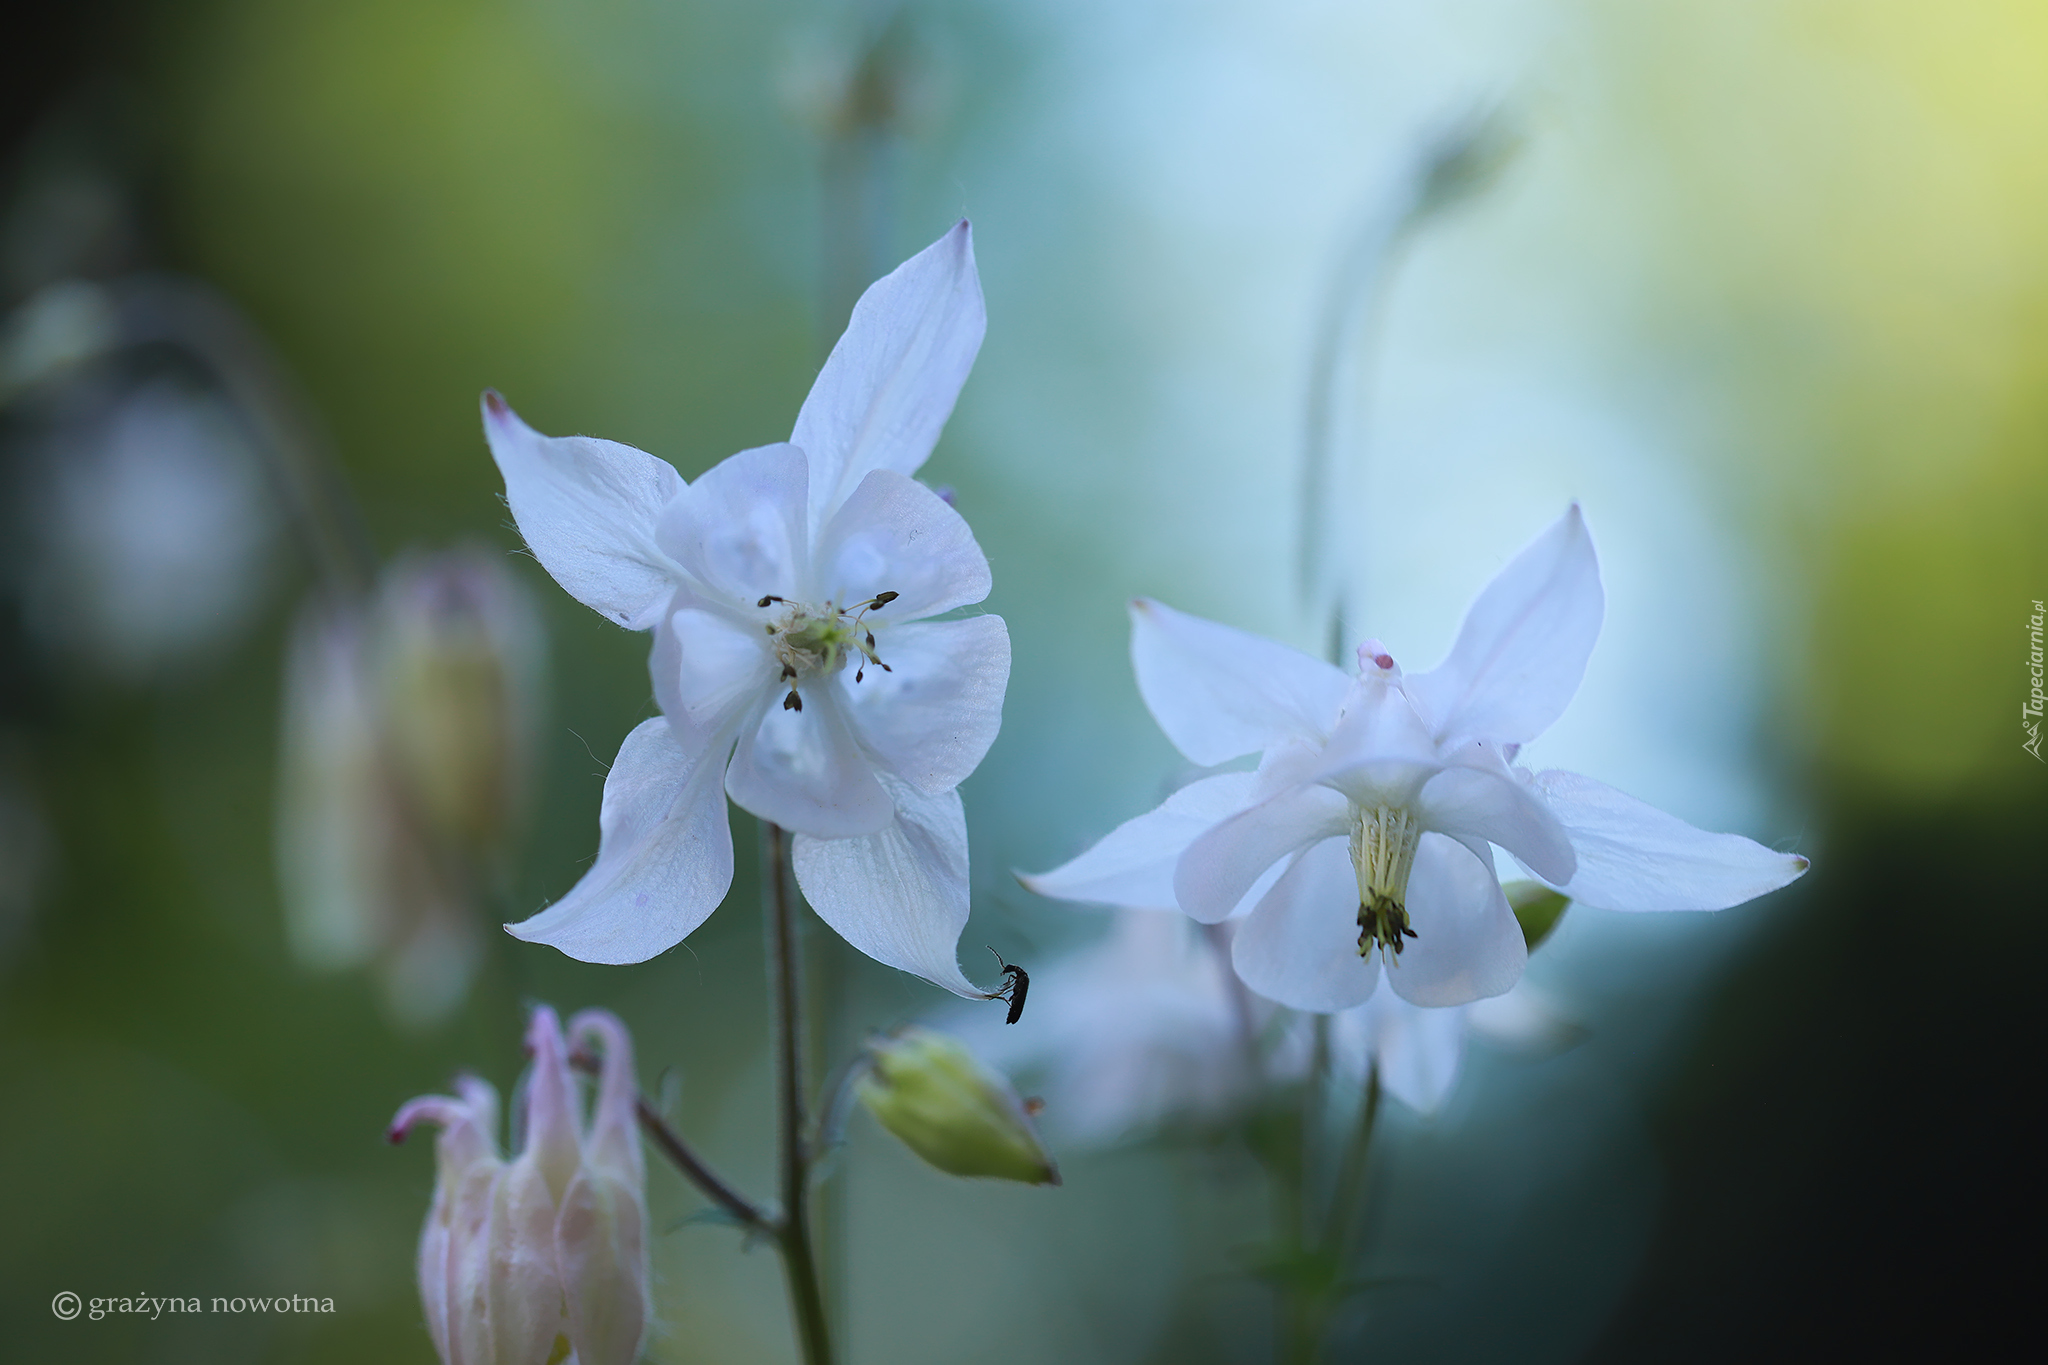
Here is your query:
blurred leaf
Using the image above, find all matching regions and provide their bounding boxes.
[1504,880,1570,951]
[1238,1241,1345,1298]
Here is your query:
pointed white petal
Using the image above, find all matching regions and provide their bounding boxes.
[1130,599,1353,766]
[655,443,810,607]
[726,687,893,837]
[1361,995,1469,1113]
[1232,836,1380,1012]
[1386,833,1525,1006]
[1020,771,1262,908]
[1417,761,1577,885]
[651,604,777,756]
[794,221,986,529]
[792,781,980,997]
[481,393,684,629]
[1405,505,1603,745]
[813,469,992,618]
[506,719,732,963]
[1174,783,1351,923]
[838,616,1010,794]
[1528,769,1811,910]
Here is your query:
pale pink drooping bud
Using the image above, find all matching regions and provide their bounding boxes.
[389,1005,649,1365]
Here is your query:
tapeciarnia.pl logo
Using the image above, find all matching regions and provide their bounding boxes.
[2026,599,2045,762]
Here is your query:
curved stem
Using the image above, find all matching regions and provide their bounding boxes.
[567,1049,773,1233]
[765,822,835,1365]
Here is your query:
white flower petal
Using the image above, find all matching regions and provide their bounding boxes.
[837,616,1010,794]
[482,393,684,629]
[792,781,979,996]
[793,221,986,530]
[1342,994,1469,1113]
[1130,599,1353,766]
[1528,769,1810,910]
[1232,836,1380,1012]
[1387,833,1526,1006]
[1313,675,1445,808]
[726,687,893,837]
[1465,984,1579,1052]
[1417,762,1577,885]
[1405,505,1603,745]
[1020,771,1262,908]
[655,443,810,606]
[506,719,732,964]
[651,604,776,755]
[812,469,991,618]
[1174,783,1351,923]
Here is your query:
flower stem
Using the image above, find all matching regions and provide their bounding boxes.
[764,821,835,1365]
[1332,1060,1383,1256]
[566,1048,773,1232]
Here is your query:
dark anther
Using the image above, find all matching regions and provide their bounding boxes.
[869,591,899,609]
[783,690,803,712]
[780,664,796,680]
[865,631,876,649]
[1356,894,1416,959]
[758,595,785,608]
[854,667,864,683]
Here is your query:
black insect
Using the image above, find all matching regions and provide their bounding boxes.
[985,946,1030,1025]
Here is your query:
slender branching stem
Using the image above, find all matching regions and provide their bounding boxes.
[764,822,835,1365]
[567,1049,773,1233]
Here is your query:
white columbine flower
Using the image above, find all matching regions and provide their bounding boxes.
[483,223,1007,995]
[1026,507,1808,1012]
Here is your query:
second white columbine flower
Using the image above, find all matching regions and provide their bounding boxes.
[484,223,1007,995]
[1026,507,1809,1012]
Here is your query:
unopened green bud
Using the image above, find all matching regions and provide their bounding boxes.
[1503,880,1570,951]
[855,1027,1059,1186]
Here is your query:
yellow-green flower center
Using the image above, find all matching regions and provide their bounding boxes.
[1349,803,1420,959]
[760,591,898,711]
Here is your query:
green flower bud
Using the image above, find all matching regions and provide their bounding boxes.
[855,1027,1059,1186]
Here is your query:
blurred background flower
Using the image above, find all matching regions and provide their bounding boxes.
[1,1,2041,1362]
[277,549,544,1028]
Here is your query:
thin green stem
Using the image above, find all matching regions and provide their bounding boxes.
[567,1049,773,1234]
[764,822,834,1365]
[1333,1061,1383,1257]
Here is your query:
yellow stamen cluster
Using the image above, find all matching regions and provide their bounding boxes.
[1348,803,1421,959]
[759,591,898,711]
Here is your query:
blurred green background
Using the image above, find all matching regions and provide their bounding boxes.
[2,1,2041,1361]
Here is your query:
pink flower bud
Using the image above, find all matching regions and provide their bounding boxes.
[389,1006,649,1365]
